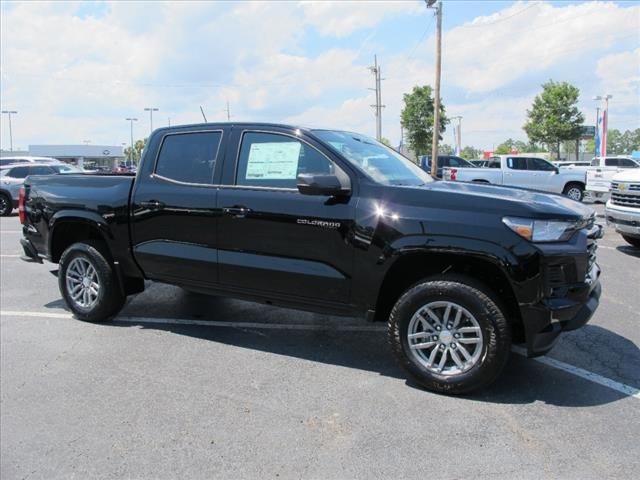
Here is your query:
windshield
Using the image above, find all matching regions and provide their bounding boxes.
[312,130,433,186]
[51,164,82,174]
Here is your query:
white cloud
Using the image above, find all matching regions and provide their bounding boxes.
[594,48,640,129]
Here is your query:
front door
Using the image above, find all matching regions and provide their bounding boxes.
[131,128,225,286]
[216,128,355,305]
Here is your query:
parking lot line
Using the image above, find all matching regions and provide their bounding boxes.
[2,309,638,400]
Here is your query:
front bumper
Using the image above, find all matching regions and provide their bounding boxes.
[605,201,640,237]
[520,264,601,356]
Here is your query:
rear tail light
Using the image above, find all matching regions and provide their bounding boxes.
[450,168,457,181]
[18,187,25,224]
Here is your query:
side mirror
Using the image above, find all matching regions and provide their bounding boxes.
[297,173,351,196]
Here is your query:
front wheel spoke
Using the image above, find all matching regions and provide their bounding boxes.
[408,331,431,341]
[451,309,463,329]
[437,349,448,372]
[457,326,480,334]
[422,307,442,326]
[83,289,89,305]
[427,345,439,366]
[418,318,435,332]
[71,284,83,295]
[457,343,472,361]
[89,286,99,297]
[458,337,480,345]
[410,341,438,350]
[442,304,452,324]
[90,282,99,291]
[67,270,82,279]
[450,349,464,369]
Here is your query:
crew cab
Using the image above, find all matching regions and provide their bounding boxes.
[443,155,587,201]
[19,123,602,394]
[418,155,474,179]
[605,169,640,248]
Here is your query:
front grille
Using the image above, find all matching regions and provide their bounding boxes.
[611,192,640,208]
[611,182,640,191]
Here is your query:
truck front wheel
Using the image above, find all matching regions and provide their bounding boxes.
[58,242,125,322]
[388,276,511,394]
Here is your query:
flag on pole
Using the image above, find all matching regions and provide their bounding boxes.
[595,113,601,156]
[600,110,607,158]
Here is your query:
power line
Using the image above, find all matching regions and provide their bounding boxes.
[458,1,542,29]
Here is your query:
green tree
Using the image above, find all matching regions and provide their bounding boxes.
[400,85,448,157]
[461,146,482,160]
[494,143,512,154]
[438,144,454,155]
[523,80,585,160]
[124,138,148,163]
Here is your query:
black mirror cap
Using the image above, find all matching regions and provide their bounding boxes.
[297,173,351,196]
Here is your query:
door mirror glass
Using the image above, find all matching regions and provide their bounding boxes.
[297,173,350,196]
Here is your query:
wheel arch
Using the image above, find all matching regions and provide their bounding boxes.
[373,250,523,341]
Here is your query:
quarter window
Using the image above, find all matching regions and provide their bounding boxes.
[6,166,29,178]
[236,132,334,189]
[155,131,222,184]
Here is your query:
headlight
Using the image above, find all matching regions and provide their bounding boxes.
[502,217,579,242]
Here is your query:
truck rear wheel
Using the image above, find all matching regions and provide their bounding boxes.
[388,276,511,394]
[622,235,640,248]
[563,183,584,201]
[58,241,125,322]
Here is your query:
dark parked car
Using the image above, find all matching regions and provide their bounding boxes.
[419,155,475,178]
[19,123,602,394]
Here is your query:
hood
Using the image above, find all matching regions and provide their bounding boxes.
[612,169,640,182]
[410,180,594,220]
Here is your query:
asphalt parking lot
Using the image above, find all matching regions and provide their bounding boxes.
[1,204,639,479]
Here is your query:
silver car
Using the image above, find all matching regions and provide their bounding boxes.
[0,163,83,216]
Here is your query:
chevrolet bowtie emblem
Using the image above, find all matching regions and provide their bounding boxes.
[618,184,626,191]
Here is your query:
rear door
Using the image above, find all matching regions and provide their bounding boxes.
[503,157,533,188]
[216,127,356,306]
[526,157,558,192]
[131,128,226,286]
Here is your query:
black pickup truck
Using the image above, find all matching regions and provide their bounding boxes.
[19,123,602,394]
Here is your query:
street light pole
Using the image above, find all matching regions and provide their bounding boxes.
[1,110,18,151]
[144,107,158,135]
[125,117,138,166]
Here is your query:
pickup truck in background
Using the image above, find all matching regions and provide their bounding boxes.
[605,169,640,248]
[443,155,587,201]
[585,156,640,203]
[418,155,474,179]
[19,122,602,394]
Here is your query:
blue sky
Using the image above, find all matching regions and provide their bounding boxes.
[1,1,638,151]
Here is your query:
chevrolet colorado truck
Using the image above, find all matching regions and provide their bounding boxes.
[19,123,602,394]
[443,155,587,201]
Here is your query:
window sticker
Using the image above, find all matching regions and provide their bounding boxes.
[246,141,301,180]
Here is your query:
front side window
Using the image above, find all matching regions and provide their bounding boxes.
[528,158,555,171]
[313,130,433,186]
[619,158,639,168]
[236,132,335,189]
[605,158,619,167]
[155,131,222,184]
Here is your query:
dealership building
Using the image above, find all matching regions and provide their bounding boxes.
[26,144,125,169]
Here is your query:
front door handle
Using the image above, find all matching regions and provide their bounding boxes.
[139,200,165,210]
[222,206,252,218]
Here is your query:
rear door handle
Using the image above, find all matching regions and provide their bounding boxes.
[222,206,252,218]
[139,200,165,210]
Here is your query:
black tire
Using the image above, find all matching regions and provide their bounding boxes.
[0,192,12,216]
[58,241,125,322]
[388,275,511,395]
[622,235,640,248]
[563,182,584,202]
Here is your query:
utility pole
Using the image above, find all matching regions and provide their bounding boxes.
[427,0,442,177]
[225,100,231,121]
[1,110,18,151]
[144,107,158,135]
[369,55,384,141]
[125,117,138,166]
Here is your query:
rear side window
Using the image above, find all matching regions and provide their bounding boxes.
[507,157,527,170]
[29,166,55,175]
[605,158,619,167]
[155,131,222,184]
[236,132,334,189]
[6,166,29,178]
